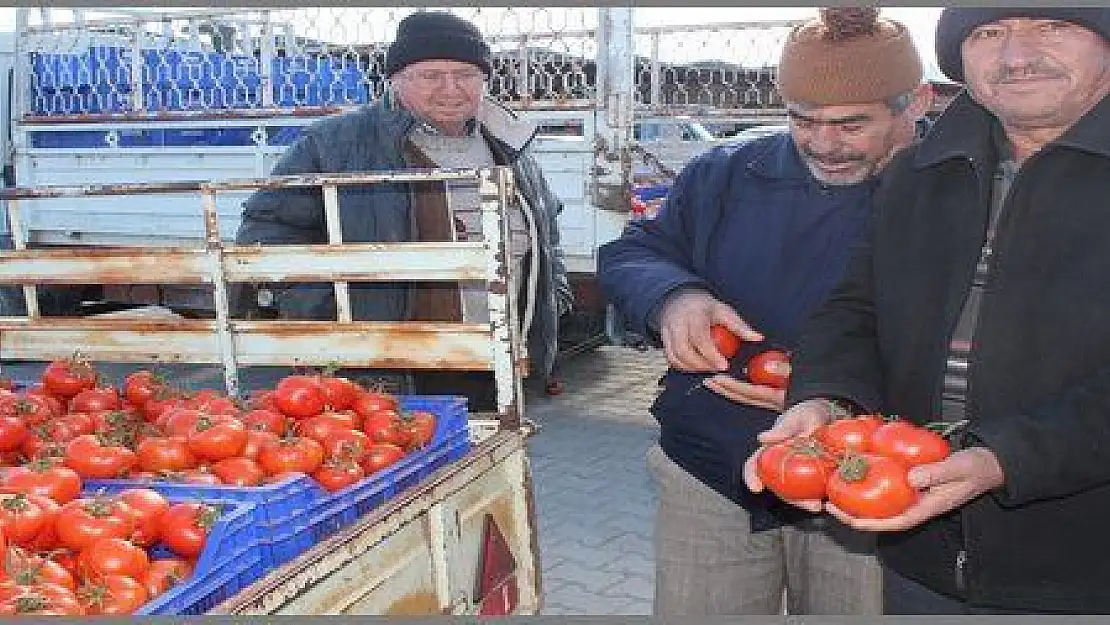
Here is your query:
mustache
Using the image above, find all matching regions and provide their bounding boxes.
[991,62,1068,83]
[800,148,866,166]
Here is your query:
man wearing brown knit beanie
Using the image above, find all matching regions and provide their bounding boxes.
[746,7,1110,615]
[600,8,931,616]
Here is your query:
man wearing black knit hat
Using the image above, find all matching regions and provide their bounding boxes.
[236,12,572,404]
[745,7,1110,614]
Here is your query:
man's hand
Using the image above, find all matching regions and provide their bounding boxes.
[659,291,762,372]
[826,446,1006,532]
[702,374,785,412]
[740,399,837,513]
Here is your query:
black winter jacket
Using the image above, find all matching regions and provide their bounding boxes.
[789,91,1110,613]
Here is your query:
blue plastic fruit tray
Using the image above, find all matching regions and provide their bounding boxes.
[86,395,470,571]
[71,491,263,616]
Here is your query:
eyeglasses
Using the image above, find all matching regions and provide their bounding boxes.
[399,69,487,86]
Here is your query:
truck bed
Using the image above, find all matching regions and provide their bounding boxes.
[210,429,541,615]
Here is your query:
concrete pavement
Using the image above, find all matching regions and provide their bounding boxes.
[525,345,667,615]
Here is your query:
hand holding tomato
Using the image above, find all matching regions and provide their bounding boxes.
[657,290,763,373]
[742,398,840,496]
[826,446,1005,532]
[701,373,785,412]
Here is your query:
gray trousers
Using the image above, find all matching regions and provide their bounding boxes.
[646,443,883,616]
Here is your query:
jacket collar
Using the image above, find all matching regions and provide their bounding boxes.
[747,131,815,181]
[914,89,1110,169]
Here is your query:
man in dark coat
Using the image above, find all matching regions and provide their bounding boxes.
[744,8,1110,614]
[236,12,572,403]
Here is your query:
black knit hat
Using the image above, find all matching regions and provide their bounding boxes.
[385,12,492,78]
[936,8,1110,83]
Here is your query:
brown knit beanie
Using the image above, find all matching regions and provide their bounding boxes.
[777,7,923,105]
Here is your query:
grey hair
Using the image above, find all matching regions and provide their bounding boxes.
[886,91,915,115]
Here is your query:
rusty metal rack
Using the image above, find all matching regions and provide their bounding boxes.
[0,168,527,428]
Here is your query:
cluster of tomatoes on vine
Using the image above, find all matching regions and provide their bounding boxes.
[755,410,962,520]
[0,353,437,494]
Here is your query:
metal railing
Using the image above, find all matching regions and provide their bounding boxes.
[0,167,527,428]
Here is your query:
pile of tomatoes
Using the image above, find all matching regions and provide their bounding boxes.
[0,482,214,615]
[0,354,438,494]
[755,413,954,519]
[710,324,792,389]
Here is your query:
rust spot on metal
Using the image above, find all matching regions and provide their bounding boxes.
[385,592,442,615]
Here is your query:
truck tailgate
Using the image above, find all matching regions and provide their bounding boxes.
[209,430,541,615]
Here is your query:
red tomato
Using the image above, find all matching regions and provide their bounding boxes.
[321,428,372,462]
[402,411,437,450]
[870,421,951,467]
[0,417,27,454]
[78,573,148,615]
[69,387,121,414]
[0,493,52,546]
[211,457,265,486]
[0,459,77,503]
[257,436,325,476]
[297,413,356,447]
[63,435,137,480]
[317,375,362,411]
[76,537,150,580]
[41,357,98,399]
[159,407,204,437]
[242,430,281,461]
[362,410,410,447]
[117,488,169,548]
[360,443,407,475]
[0,548,76,591]
[54,496,136,552]
[185,416,247,462]
[816,414,884,456]
[312,460,366,492]
[3,394,57,427]
[0,582,85,615]
[143,558,193,599]
[242,408,288,435]
[746,349,792,389]
[755,437,836,501]
[827,453,918,519]
[272,376,326,419]
[352,391,398,419]
[160,502,218,559]
[709,324,741,359]
[136,436,197,473]
[122,370,168,408]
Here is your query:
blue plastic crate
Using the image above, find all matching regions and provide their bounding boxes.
[69,491,263,616]
[86,395,470,569]
[272,55,367,106]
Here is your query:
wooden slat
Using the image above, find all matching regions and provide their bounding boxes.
[224,242,489,282]
[0,321,495,370]
[0,248,214,284]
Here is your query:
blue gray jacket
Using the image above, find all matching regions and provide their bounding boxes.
[236,97,572,381]
[599,132,879,526]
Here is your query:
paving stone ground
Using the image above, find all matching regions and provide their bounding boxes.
[524,345,667,615]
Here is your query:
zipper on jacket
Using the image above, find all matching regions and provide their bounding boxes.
[955,549,968,595]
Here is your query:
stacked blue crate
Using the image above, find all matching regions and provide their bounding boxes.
[31,47,369,115]
[144,49,264,111]
[272,55,367,107]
